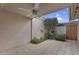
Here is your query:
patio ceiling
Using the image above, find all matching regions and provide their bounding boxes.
[0,3,74,19]
[38,3,73,16]
[0,3,33,18]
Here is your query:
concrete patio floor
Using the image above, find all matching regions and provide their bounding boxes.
[0,40,79,55]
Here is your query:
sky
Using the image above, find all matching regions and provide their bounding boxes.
[41,8,69,24]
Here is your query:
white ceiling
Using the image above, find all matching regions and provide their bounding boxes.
[0,3,34,18]
[0,3,73,18]
[38,3,73,16]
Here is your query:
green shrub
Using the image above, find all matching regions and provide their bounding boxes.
[44,18,58,26]
[30,37,39,44]
[30,37,47,44]
[45,29,56,39]
[55,34,66,41]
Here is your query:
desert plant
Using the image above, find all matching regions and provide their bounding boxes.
[30,37,47,44]
[45,29,56,39]
[40,29,44,33]
[43,18,58,39]
[43,18,58,27]
[30,37,39,44]
[55,34,66,41]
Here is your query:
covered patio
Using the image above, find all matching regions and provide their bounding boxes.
[0,3,79,55]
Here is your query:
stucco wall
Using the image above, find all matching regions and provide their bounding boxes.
[77,23,79,41]
[0,9,31,51]
[32,17,66,39]
[32,17,45,39]
[55,26,66,35]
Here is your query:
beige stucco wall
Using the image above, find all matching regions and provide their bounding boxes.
[0,9,31,51]
[32,17,45,39]
[77,23,79,41]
